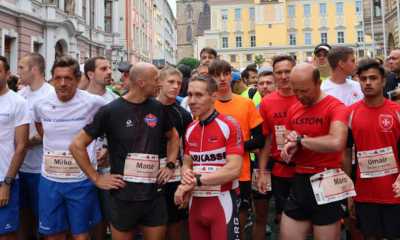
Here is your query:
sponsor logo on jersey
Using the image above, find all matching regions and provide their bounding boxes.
[191,152,226,162]
[126,119,133,128]
[379,114,393,132]
[144,114,158,127]
[208,136,218,143]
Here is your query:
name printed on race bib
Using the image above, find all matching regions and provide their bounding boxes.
[123,153,159,183]
[44,151,81,179]
[193,165,221,197]
[357,147,398,178]
[275,125,286,151]
[252,169,272,193]
[310,168,356,205]
[160,158,181,182]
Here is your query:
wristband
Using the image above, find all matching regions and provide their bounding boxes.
[296,135,304,147]
[195,174,202,186]
[166,161,176,170]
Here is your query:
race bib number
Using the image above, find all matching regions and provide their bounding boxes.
[160,158,181,182]
[193,165,221,197]
[252,169,271,193]
[357,147,398,178]
[44,151,81,178]
[275,125,286,150]
[123,153,159,183]
[310,169,356,205]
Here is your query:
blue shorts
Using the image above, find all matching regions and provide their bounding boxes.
[38,177,102,235]
[0,180,19,235]
[19,172,40,216]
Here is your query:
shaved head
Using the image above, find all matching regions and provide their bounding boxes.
[290,63,322,106]
[128,62,160,97]
[129,62,158,82]
[290,63,320,85]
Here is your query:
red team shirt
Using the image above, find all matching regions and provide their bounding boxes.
[259,91,298,178]
[184,113,244,192]
[349,99,400,204]
[286,95,348,174]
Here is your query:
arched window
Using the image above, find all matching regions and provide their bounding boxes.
[186,25,192,42]
[186,4,193,19]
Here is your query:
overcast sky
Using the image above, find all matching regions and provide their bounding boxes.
[167,0,176,17]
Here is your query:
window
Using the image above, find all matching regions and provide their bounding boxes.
[230,54,236,63]
[289,33,296,46]
[246,54,252,62]
[336,2,344,16]
[355,0,362,15]
[82,0,87,20]
[222,37,228,48]
[221,9,228,21]
[104,0,112,33]
[288,5,295,18]
[304,32,312,45]
[337,31,345,43]
[320,3,327,16]
[303,4,311,17]
[373,0,381,17]
[321,32,328,43]
[357,30,364,43]
[235,8,241,21]
[236,36,242,48]
[250,35,256,47]
[249,7,255,21]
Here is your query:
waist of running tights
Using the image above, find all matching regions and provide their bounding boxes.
[192,188,238,198]
[295,165,335,174]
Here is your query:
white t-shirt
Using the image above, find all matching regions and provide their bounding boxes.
[0,90,30,180]
[321,78,364,106]
[102,88,119,103]
[18,82,54,173]
[34,89,106,182]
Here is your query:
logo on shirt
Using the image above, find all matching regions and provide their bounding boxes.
[208,136,218,143]
[144,114,158,128]
[379,114,393,132]
[126,119,133,128]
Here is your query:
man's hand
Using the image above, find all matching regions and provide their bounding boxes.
[174,184,194,207]
[286,130,299,142]
[0,185,11,207]
[281,141,298,163]
[348,198,356,220]
[392,174,400,197]
[96,148,109,168]
[257,171,270,194]
[94,174,126,190]
[157,167,174,185]
[181,169,196,186]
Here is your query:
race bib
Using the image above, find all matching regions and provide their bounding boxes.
[160,158,181,182]
[193,165,221,197]
[252,169,271,193]
[310,169,356,205]
[357,147,398,178]
[123,153,159,183]
[44,151,81,178]
[275,125,286,150]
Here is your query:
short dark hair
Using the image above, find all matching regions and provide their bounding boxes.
[84,56,107,79]
[189,74,218,95]
[258,71,273,79]
[0,56,10,72]
[51,55,81,79]
[208,59,232,77]
[241,64,258,80]
[327,46,354,70]
[312,67,321,84]
[200,47,217,58]
[26,53,45,76]
[356,58,386,78]
[272,55,296,69]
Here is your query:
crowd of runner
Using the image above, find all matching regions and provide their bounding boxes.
[2,43,400,240]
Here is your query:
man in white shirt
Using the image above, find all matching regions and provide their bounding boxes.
[34,56,105,240]
[17,52,54,240]
[321,46,364,106]
[84,56,118,240]
[0,56,30,240]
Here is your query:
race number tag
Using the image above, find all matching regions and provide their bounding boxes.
[310,169,356,205]
[252,169,272,193]
[357,147,398,178]
[193,165,221,197]
[160,158,181,182]
[275,125,286,150]
[123,153,159,183]
[44,151,81,178]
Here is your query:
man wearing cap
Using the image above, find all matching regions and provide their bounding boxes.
[116,62,132,95]
[314,43,332,81]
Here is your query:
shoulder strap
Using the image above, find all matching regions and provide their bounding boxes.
[248,88,257,99]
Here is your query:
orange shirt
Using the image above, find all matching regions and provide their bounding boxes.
[215,94,264,181]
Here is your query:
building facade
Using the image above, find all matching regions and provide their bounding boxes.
[153,0,178,67]
[0,0,127,79]
[176,0,211,60]
[196,0,372,69]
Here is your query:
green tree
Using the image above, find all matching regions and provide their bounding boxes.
[177,57,200,71]
[254,54,266,67]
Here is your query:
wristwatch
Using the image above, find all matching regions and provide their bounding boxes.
[166,162,176,170]
[195,174,202,186]
[296,135,304,147]
[3,177,14,186]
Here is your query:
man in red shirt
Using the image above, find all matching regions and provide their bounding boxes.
[347,58,400,239]
[256,55,298,240]
[280,63,350,240]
